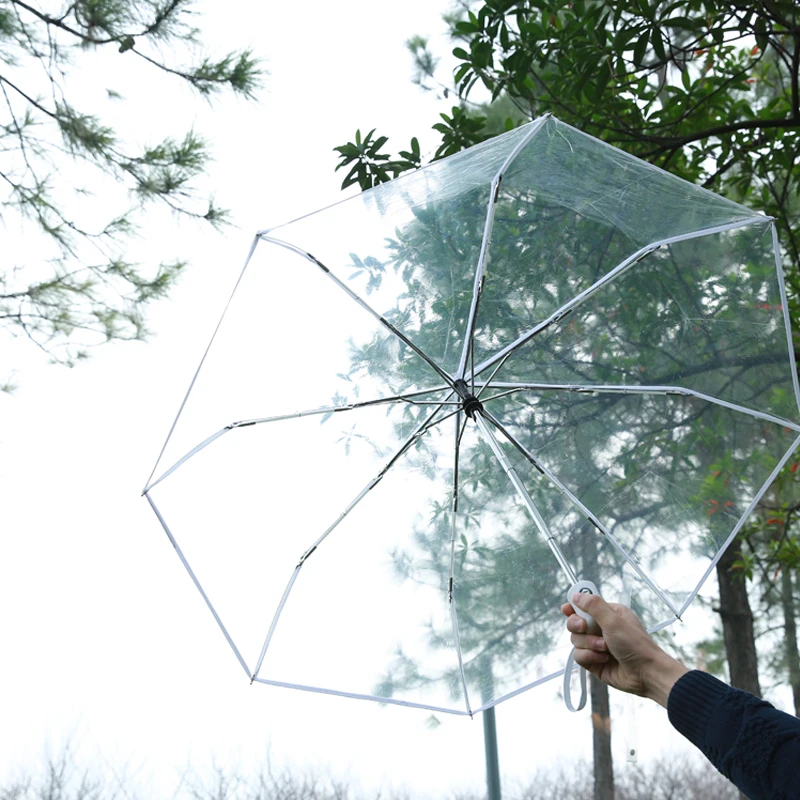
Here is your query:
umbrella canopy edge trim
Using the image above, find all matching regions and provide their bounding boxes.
[144,234,261,492]
[472,666,567,713]
[145,492,252,679]
[470,215,773,381]
[251,676,473,715]
[677,431,800,620]
[250,398,456,683]
[260,234,455,388]
[480,408,682,620]
[456,113,551,382]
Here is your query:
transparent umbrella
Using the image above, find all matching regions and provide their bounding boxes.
[144,114,800,717]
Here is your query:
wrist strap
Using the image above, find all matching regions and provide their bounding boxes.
[564,647,588,712]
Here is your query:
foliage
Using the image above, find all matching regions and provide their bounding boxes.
[323,118,799,705]
[185,763,355,800]
[334,129,421,190]
[0,0,261,369]
[1,749,739,800]
[333,0,800,304]
[332,0,800,704]
[731,474,800,702]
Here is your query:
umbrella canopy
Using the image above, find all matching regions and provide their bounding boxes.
[144,114,800,716]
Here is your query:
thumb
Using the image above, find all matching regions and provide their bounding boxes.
[572,591,615,628]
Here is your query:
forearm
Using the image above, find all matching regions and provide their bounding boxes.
[643,650,689,708]
[668,671,800,800]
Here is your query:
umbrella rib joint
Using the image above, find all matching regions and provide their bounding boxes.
[454,378,484,420]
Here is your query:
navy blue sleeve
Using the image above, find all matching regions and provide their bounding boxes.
[667,670,800,800]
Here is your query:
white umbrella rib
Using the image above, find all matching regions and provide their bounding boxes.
[251,400,454,681]
[478,382,800,433]
[455,114,550,382]
[450,595,473,718]
[470,216,771,380]
[229,385,457,428]
[772,222,800,419]
[473,411,579,586]
[260,234,454,388]
[677,432,800,619]
[143,387,456,492]
[145,492,251,678]
[449,410,474,717]
[481,409,682,620]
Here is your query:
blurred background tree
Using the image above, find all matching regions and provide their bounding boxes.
[0,0,261,374]
[1,747,740,799]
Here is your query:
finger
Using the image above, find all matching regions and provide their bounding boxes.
[570,633,607,652]
[572,648,610,669]
[566,614,586,634]
[561,602,575,618]
[571,591,617,629]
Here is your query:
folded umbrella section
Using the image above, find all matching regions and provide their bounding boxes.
[144,115,800,715]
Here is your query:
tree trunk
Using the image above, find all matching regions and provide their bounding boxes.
[716,541,761,800]
[781,567,800,717]
[716,542,761,696]
[582,523,614,799]
[591,675,614,800]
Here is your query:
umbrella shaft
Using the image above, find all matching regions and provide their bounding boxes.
[483,705,502,800]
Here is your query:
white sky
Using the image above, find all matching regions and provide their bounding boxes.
[0,1,749,796]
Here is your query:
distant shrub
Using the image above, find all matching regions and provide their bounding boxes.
[2,749,737,800]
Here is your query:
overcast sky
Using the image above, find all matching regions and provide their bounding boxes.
[0,2,727,796]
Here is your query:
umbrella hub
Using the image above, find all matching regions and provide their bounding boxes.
[454,379,484,420]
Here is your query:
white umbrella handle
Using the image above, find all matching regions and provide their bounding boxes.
[564,580,601,712]
[568,579,601,633]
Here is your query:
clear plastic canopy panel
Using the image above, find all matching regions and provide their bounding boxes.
[144,115,800,715]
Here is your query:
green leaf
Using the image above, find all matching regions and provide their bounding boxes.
[651,26,666,61]
[614,24,640,52]
[595,60,612,100]
[632,30,650,66]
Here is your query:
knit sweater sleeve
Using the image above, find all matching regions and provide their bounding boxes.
[667,670,800,800]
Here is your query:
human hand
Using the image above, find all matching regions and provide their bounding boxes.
[562,593,688,708]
